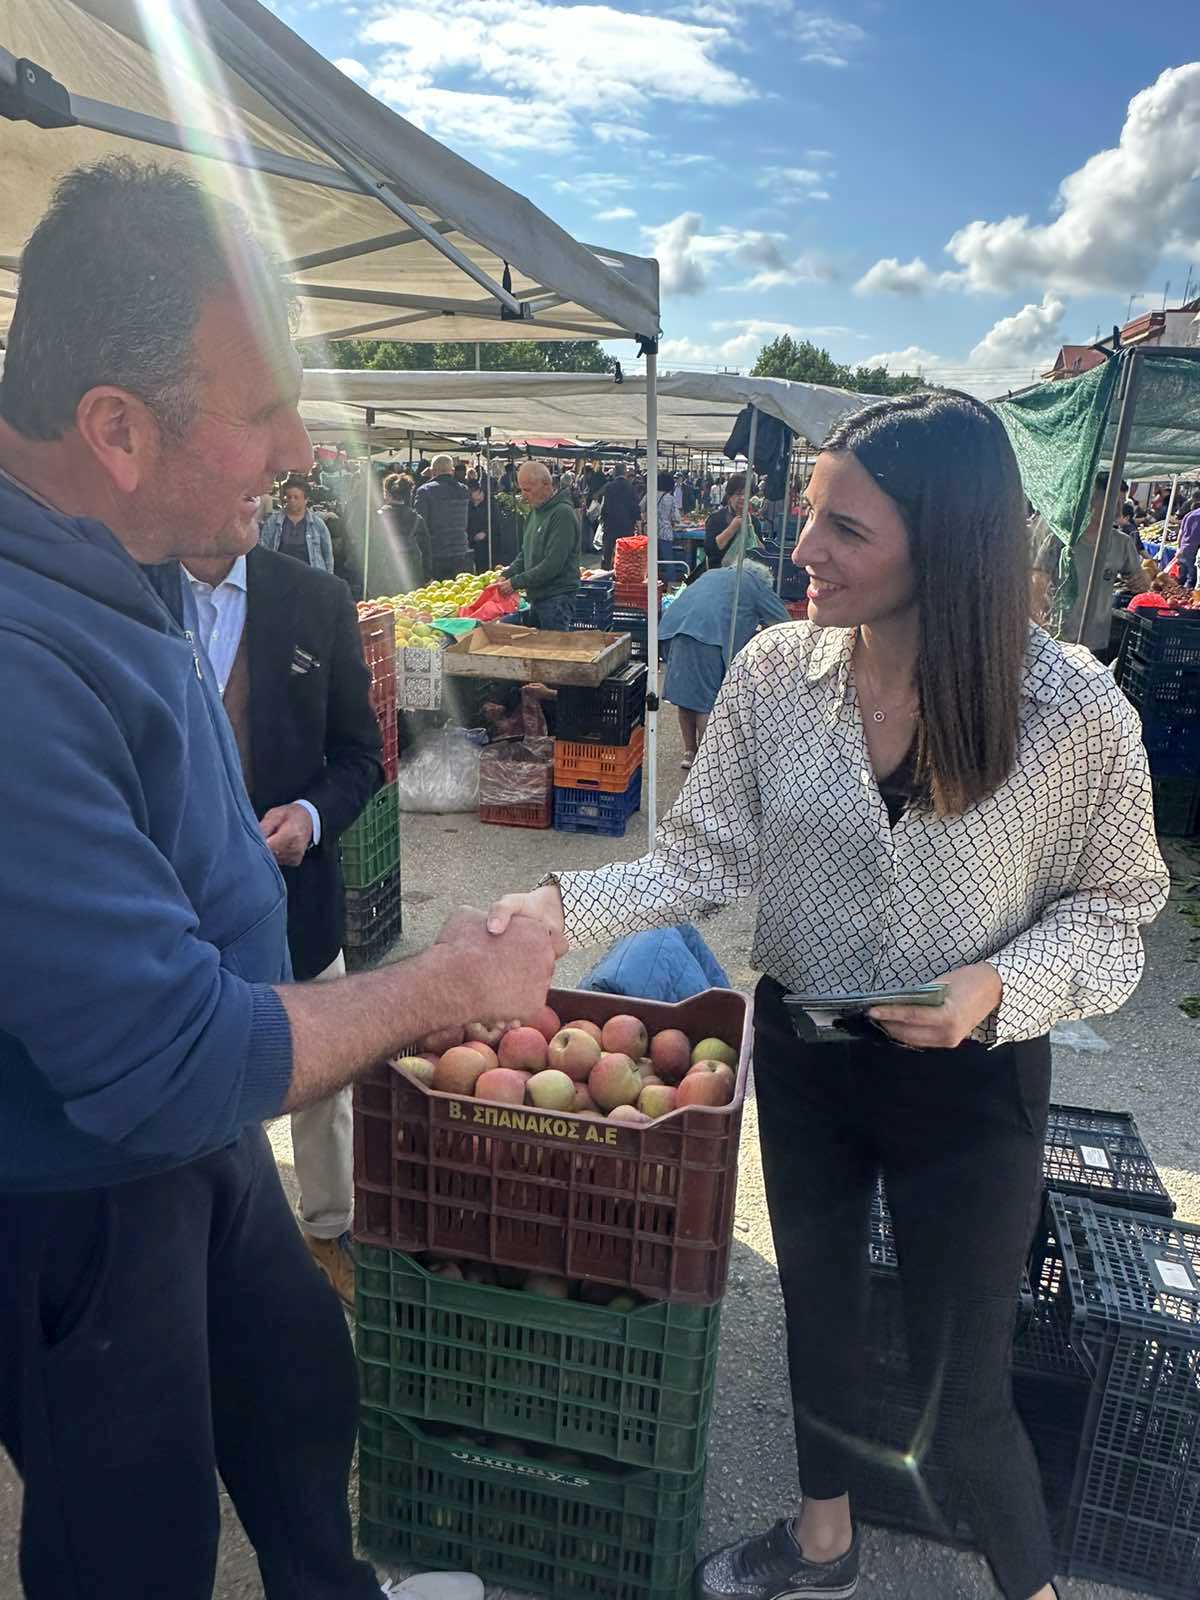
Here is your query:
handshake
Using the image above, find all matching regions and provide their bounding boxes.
[433,883,569,1026]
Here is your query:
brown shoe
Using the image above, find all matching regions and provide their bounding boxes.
[305,1230,355,1311]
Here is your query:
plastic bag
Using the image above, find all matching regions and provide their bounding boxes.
[396,728,486,813]
[459,581,520,622]
[478,736,555,808]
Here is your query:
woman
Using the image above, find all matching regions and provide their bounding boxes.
[642,469,679,563]
[467,481,492,574]
[488,392,1168,1600]
[704,472,761,569]
[660,556,789,769]
[376,472,431,594]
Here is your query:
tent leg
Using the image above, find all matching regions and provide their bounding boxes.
[776,444,795,596]
[645,352,659,844]
[361,425,372,601]
[1164,473,1179,530]
[1078,351,1142,646]
[485,430,493,568]
[727,407,759,664]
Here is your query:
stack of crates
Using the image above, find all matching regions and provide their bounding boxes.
[350,985,753,1600]
[551,663,647,838]
[342,605,402,971]
[572,573,615,633]
[856,1103,1185,1596]
[1117,609,1200,836]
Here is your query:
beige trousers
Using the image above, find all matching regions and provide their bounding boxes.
[289,950,353,1239]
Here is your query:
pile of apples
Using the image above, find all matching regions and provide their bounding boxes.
[420,1256,644,1311]
[391,1007,738,1125]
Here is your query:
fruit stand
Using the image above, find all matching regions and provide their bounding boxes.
[352,989,752,1600]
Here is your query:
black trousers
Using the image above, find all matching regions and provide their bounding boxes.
[754,976,1055,1599]
[0,1127,381,1600]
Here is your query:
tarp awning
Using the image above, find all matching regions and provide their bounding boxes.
[995,350,1200,543]
[0,0,659,344]
[300,368,879,450]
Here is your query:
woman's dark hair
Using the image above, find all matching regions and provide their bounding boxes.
[724,472,747,501]
[383,472,414,506]
[820,390,1029,816]
[657,470,675,493]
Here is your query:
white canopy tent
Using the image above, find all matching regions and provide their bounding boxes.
[301,368,873,451]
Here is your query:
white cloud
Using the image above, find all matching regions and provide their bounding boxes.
[793,12,866,66]
[643,211,826,296]
[334,57,370,83]
[554,171,636,199]
[854,255,959,296]
[660,317,856,369]
[863,293,1069,397]
[356,0,755,156]
[595,206,637,222]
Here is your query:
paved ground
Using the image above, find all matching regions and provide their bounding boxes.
[1,709,1196,1599]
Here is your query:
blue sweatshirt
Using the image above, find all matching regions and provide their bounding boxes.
[0,476,295,1192]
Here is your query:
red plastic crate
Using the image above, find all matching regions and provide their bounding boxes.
[358,603,397,670]
[613,581,665,613]
[352,987,752,1303]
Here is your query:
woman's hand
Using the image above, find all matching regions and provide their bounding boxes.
[487,883,568,956]
[868,964,1003,1049]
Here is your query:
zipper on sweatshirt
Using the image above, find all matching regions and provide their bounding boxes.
[184,629,203,680]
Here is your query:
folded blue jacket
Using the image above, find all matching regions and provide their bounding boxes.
[579,925,731,1003]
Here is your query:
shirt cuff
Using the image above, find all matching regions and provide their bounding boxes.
[295,798,322,848]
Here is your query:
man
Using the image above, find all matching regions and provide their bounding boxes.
[414,452,471,579]
[260,473,335,572]
[498,461,581,630]
[599,461,638,568]
[0,158,557,1600]
[1176,492,1200,589]
[1031,471,1148,653]
[182,540,383,1308]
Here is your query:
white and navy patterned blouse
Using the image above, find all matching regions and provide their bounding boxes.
[557,622,1170,1045]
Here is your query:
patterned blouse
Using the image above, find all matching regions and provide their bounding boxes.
[556,622,1170,1045]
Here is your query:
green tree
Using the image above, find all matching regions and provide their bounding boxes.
[752,335,928,395]
[298,336,614,374]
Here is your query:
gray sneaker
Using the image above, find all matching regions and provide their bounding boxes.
[694,1519,859,1600]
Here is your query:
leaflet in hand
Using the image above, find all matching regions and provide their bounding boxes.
[783,985,947,1041]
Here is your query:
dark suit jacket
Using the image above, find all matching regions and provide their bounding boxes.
[244,546,383,981]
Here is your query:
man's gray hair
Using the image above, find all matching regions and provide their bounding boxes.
[0,157,294,443]
[518,461,553,487]
[430,453,456,476]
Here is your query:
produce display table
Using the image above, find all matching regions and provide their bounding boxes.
[440,622,631,687]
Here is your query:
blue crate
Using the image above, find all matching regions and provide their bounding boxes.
[554,770,643,836]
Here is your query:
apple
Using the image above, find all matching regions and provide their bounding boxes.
[529,1005,562,1043]
[601,1014,649,1059]
[649,1028,692,1083]
[463,1040,500,1071]
[475,1067,528,1105]
[526,1069,577,1111]
[433,1046,487,1095]
[608,1104,650,1125]
[638,1083,677,1120]
[690,1036,737,1068]
[499,1026,549,1073]
[677,1071,731,1108]
[572,1083,597,1113]
[523,1272,571,1299]
[391,1055,435,1087]
[548,1027,603,1082]
[564,1018,603,1045]
[588,1052,642,1112]
[686,1060,736,1100]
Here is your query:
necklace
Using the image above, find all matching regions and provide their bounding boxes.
[854,639,918,724]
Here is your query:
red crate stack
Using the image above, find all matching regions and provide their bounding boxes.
[358,603,398,782]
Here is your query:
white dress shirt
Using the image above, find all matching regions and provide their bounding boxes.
[183,556,321,846]
[556,622,1169,1045]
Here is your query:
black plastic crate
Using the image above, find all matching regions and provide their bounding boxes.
[1123,610,1200,668]
[1134,709,1200,778]
[344,868,402,971]
[556,663,648,746]
[1043,1104,1175,1216]
[1153,774,1200,835]
[1121,654,1200,719]
[1035,1195,1200,1598]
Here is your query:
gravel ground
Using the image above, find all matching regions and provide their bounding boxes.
[1,707,1196,1600]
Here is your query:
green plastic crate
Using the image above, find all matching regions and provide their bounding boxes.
[358,1410,706,1600]
[355,1247,721,1473]
[340,782,400,889]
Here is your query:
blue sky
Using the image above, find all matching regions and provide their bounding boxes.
[285,0,1200,395]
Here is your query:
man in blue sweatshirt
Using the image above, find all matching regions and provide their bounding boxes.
[0,159,558,1600]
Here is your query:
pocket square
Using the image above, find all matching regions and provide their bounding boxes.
[291,646,319,675]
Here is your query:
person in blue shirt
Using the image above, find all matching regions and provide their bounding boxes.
[660,555,790,766]
[259,474,335,572]
[0,157,556,1600]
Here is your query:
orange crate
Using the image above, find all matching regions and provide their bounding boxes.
[554,725,645,792]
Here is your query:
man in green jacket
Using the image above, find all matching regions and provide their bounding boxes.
[498,462,581,630]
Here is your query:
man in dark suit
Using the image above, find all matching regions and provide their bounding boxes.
[182,538,383,1306]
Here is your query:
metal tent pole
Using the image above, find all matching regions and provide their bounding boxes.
[1078,351,1143,646]
[1164,473,1180,531]
[361,409,375,600]
[484,426,494,568]
[727,407,759,664]
[645,351,660,842]
[776,443,797,595]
